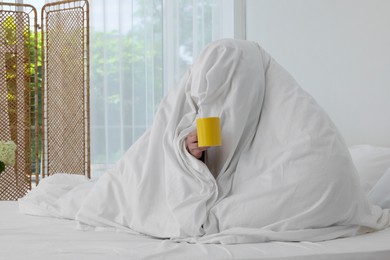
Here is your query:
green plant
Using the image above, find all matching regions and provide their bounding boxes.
[0,141,17,175]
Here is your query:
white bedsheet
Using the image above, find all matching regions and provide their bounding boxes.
[18,39,390,243]
[2,201,390,260]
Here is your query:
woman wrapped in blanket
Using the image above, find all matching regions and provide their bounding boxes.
[19,39,390,244]
[181,39,390,243]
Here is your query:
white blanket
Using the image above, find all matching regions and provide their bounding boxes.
[19,39,390,244]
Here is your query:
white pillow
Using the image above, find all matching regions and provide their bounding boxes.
[349,145,390,193]
[368,167,390,209]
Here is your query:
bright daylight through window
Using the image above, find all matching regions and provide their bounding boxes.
[15,0,225,179]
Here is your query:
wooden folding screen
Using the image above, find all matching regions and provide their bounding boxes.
[0,0,89,200]
[0,3,37,200]
[41,0,90,179]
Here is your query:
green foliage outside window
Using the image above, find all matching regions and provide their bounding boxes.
[90,1,164,164]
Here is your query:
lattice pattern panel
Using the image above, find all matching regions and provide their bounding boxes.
[42,0,90,177]
[0,3,37,200]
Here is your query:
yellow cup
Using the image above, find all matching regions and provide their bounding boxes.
[196,117,222,147]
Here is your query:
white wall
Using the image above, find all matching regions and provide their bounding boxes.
[218,0,246,39]
[246,0,390,146]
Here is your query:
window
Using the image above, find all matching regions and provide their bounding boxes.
[89,0,230,178]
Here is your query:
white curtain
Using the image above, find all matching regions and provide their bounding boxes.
[89,0,227,178]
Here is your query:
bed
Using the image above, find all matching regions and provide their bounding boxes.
[3,144,390,260]
[1,203,390,260]
[2,40,390,259]
[3,145,390,260]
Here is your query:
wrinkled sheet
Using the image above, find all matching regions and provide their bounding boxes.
[4,201,390,260]
[19,39,390,244]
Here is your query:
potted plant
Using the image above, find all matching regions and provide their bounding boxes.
[0,141,16,174]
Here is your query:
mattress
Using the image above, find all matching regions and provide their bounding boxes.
[1,201,390,260]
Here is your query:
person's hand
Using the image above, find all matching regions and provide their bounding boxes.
[185,131,208,159]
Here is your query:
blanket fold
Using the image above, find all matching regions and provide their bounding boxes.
[19,39,390,244]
